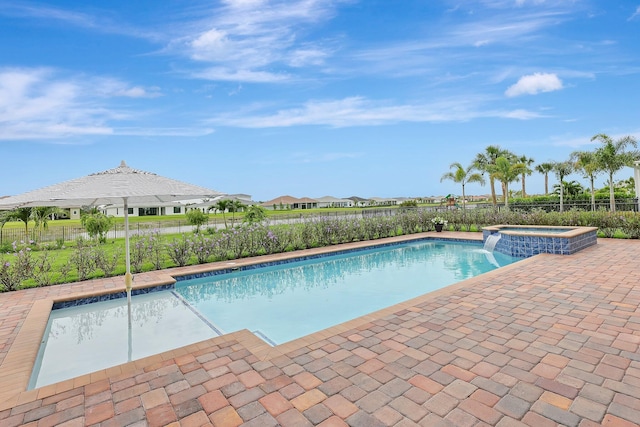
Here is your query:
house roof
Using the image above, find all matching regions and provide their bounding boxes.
[315,196,352,202]
[347,196,368,202]
[261,195,300,206]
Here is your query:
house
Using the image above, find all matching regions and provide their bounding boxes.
[346,196,370,207]
[315,196,354,208]
[261,195,318,210]
[98,194,254,218]
[369,197,399,206]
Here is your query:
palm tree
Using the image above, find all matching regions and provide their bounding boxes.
[7,207,33,237]
[535,162,555,195]
[32,206,63,238]
[552,161,574,212]
[518,155,535,198]
[592,133,639,212]
[228,200,246,226]
[570,150,601,211]
[209,199,231,228]
[488,156,525,209]
[440,162,486,210]
[474,145,508,206]
[553,180,584,197]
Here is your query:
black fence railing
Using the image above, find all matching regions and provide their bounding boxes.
[0,211,367,245]
[477,198,639,213]
[2,201,638,245]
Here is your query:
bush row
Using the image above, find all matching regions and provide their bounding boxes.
[1,208,638,291]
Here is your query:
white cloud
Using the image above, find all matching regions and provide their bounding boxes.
[0,67,197,141]
[173,0,340,82]
[505,72,563,97]
[193,67,290,83]
[0,3,160,41]
[629,6,640,20]
[207,96,543,128]
[287,48,329,67]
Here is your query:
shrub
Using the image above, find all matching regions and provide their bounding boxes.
[167,235,191,267]
[0,242,35,291]
[186,209,208,233]
[81,212,113,243]
[71,238,96,281]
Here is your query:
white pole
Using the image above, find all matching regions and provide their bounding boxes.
[124,197,133,361]
[634,161,640,212]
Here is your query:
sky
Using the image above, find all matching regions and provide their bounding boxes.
[1,0,639,202]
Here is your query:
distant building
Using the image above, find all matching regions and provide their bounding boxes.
[97,194,254,218]
[369,197,398,206]
[315,196,354,208]
[261,195,318,210]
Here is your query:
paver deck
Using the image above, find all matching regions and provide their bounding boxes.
[1,232,639,426]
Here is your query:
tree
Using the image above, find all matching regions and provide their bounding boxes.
[32,206,62,240]
[553,180,584,198]
[0,211,11,234]
[474,145,508,206]
[518,155,535,198]
[488,156,525,209]
[552,161,574,212]
[81,211,113,243]
[592,133,639,212]
[185,209,208,233]
[535,162,555,195]
[228,200,246,226]
[209,200,231,228]
[570,150,601,211]
[616,177,636,195]
[8,208,32,237]
[243,205,268,224]
[440,162,485,210]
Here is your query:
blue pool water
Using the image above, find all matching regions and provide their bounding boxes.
[31,239,521,388]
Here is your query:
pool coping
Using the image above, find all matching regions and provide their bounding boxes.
[482,224,598,239]
[0,231,537,410]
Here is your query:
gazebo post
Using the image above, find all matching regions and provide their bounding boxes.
[634,161,640,212]
[124,196,133,361]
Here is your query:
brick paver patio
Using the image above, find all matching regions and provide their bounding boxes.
[1,232,639,426]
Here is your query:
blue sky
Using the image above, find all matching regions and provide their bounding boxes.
[1,0,639,202]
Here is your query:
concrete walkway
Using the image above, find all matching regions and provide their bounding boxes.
[1,233,639,426]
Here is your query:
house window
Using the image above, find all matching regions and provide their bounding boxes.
[128,208,134,215]
[173,207,181,214]
[138,207,157,216]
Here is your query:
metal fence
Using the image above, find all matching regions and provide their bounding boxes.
[477,198,640,213]
[0,210,367,245]
[2,201,638,245]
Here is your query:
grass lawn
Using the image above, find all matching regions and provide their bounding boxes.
[0,205,418,231]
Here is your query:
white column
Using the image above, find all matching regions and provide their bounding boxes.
[634,161,640,212]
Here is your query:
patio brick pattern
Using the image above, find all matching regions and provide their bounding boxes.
[1,233,639,426]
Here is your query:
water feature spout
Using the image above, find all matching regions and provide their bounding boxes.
[484,233,501,253]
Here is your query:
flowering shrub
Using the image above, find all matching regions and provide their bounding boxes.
[167,235,191,267]
[32,249,55,287]
[190,234,214,264]
[71,238,96,282]
[0,241,35,291]
[431,216,448,225]
[147,229,164,270]
[5,207,640,292]
[92,246,121,277]
[130,233,150,273]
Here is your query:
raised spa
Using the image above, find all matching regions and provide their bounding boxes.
[482,224,598,257]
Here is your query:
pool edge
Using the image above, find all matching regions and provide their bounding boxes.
[0,231,509,409]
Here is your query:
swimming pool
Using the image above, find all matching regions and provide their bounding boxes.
[30,239,521,389]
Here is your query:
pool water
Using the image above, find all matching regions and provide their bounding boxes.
[30,240,521,389]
